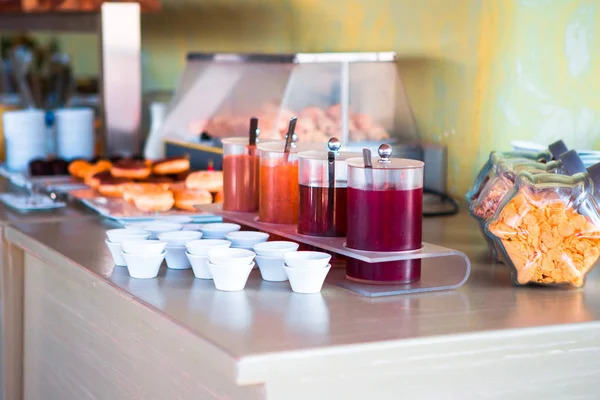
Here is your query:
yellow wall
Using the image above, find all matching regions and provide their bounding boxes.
[32,0,600,196]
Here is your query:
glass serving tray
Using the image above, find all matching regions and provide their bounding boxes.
[200,203,471,297]
[71,189,222,222]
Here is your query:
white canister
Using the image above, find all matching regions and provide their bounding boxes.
[3,109,47,171]
[54,108,95,160]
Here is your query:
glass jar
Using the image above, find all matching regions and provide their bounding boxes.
[486,165,600,288]
[467,150,552,202]
[222,137,261,212]
[297,138,360,237]
[345,144,424,284]
[258,141,319,224]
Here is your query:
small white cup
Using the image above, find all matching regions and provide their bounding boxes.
[253,241,299,257]
[157,216,194,224]
[285,264,331,294]
[165,245,191,269]
[185,239,231,256]
[255,255,288,282]
[122,240,166,256]
[105,239,127,266]
[209,262,254,291]
[186,252,211,279]
[200,223,241,239]
[106,228,150,243]
[182,223,204,232]
[157,230,203,246]
[123,250,166,279]
[225,231,269,248]
[141,222,183,239]
[284,251,331,269]
[209,248,255,267]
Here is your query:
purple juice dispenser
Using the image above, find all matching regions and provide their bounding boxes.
[346,144,425,284]
[297,138,361,237]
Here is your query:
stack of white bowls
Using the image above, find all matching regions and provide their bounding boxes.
[208,248,256,291]
[185,239,231,279]
[3,109,47,171]
[283,251,332,294]
[54,108,95,160]
[158,231,203,270]
[253,241,299,282]
[105,229,150,267]
[121,240,167,279]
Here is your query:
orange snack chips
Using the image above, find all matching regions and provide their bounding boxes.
[488,192,600,287]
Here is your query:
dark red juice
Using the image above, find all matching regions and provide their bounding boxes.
[346,187,423,284]
[298,185,347,237]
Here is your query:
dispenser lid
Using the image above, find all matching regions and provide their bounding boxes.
[257,141,322,154]
[298,138,361,161]
[346,144,424,170]
[548,139,568,159]
[559,150,586,176]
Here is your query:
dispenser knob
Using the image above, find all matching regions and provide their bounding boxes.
[378,144,392,162]
[327,137,341,153]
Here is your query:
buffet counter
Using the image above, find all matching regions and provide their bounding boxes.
[4,209,600,399]
[0,177,97,400]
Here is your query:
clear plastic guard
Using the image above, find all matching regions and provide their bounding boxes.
[200,203,471,297]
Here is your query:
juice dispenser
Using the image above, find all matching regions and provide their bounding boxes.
[346,144,424,284]
[297,138,361,237]
[222,118,262,212]
[258,140,319,224]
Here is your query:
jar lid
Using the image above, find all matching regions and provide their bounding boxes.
[559,150,586,176]
[297,138,361,161]
[548,139,568,159]
[346,144,424,170]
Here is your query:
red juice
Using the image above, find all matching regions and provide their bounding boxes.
[298,185,347,237]
[346,187,423,284]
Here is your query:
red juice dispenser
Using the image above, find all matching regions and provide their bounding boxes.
[346,144,425,284]
[222,136,260,212]
[297,138,361,237]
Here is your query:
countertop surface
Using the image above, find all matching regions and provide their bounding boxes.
[8,211,600,377]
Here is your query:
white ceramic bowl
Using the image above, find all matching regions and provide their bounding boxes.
[255,255,288,282]
[209,248,255,267]
[182,223,204,232]
[123,250,166,279]
[285,264,331,294]
[157,216,194,224]
[143,222,184,239]
[165,245,191,270]
[157,230,203,246]
[253,241,299,257]
[200,223,241,239]
[105,239,127,266]
[209,262,254,291]
[185,239,231,256]
[122,240,167,256]
[106,228,150,243]
[186,252,211,279]
[284,251,331,269]
[225,231,269,247]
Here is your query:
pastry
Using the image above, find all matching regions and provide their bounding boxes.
[85,170,113,189]
[185,171,223,192]
[97,177,130,197]
[111,160,151,180]
[121,183,168,204]
[152,156,190,175]
[174,189,213,211]
[68,160,93,179]
[133,190,175,212]
[213,190,224,203]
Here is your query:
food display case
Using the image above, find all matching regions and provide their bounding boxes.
[145,51,420,160]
